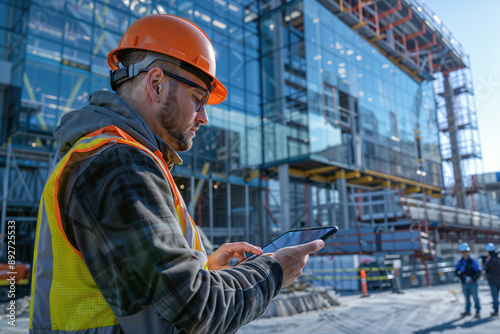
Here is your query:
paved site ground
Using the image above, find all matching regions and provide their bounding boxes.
[239,282,499,334]
[1,282,498,333]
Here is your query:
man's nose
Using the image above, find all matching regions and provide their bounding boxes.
[196,107,209,125]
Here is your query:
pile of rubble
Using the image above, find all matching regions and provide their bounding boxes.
[262,284,340,318]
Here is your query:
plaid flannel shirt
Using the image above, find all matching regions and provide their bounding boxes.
[55,92,283,334]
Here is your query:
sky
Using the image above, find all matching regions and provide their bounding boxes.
[423,0,500,174]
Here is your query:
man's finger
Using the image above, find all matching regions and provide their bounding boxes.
[225,242,263,256]
[295,239,324,255]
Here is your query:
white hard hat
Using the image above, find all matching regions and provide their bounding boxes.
[459,242,470,252]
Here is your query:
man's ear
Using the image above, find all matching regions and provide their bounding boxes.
[145,67,165,103]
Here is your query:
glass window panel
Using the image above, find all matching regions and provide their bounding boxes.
[127,0,151,17]
[91,54,110,77]
[213,44,228,84]
[244,58,260,94]
[174,176,191,200]
[228,87,245,110]
[212,181,227,229]
[212,0,229,19]
[27,35,62,62]
[63,46,91,67]
[177,151,194,173]
[248,186,262,245]
[227,1,244,26]
[64,19,92,52]
[90,73,110,93]
[21,59,61,134]
[244,113,262,166]
[194,180,211,228]
[58,67,90,122]
[194,0,212,12]
[66,0,94,23]
[229,48,244,89]
[231,184,246,235]
[92,28,122,58]
[227,25,244,43]
[178,0,194,19]
[245,91,260,116]
[29,4,64,43]
[95,4,132,34]
[244,30,259,51]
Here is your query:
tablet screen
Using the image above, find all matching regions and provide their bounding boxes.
[260,226,338,253]
[237,226,338,265]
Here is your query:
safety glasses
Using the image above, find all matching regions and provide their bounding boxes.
[140,69,209,112]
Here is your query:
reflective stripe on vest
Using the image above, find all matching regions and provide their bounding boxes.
[30,126,207,332]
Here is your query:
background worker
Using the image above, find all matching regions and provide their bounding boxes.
[29,14,324,334]
[455,242,482,318]
[485,243,500,317]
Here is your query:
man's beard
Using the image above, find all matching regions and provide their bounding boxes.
[156,88,193,152]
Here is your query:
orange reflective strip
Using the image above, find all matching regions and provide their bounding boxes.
[53,138,114,259]
[85,125,138,143]
[190,215,201,251]
[52,134,148,259]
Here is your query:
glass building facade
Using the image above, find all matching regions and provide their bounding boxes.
[260,0,441,184]
[0,0,445,248]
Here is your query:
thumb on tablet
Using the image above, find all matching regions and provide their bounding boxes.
[296,239,325,255]
[270,239,325,287]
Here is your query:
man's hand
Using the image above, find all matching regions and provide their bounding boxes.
[206,242,263,270]
[270,240,324,287]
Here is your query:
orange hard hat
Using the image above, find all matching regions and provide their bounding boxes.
[107,14,227,105]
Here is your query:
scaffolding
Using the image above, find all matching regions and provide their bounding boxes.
[317,0,467,81]
[435,60,483,210]
[309,1,484,207]
[0,144,53,262]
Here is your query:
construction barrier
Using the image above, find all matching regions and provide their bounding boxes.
[304,258,457,291]
[360,269,368,297]
[392,267,403,294]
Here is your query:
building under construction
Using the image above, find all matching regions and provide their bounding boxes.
[0,0,499,289]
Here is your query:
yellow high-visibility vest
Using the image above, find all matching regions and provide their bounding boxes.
[30,125,206,333]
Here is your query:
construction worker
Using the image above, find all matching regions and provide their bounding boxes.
[29,14,324,334]
[485,243,500,317]
[455,242,482,318]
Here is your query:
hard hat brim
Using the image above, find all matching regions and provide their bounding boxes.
[207,78,227,105]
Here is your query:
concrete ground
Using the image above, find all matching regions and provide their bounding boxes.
[2,283,498,333]
[239,282,499,334]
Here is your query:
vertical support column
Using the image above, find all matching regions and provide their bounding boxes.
[336,170,349,229]
[348,96,361,168]
[382,181,392,230]
[245,184,250,241]
[0,143,11,258]
[328,183,337,226]
[227,184,232,242]
[189,176,195,217]
[261,187,268,244]
[444,73,466,209]
[305,180,312,227]
[209,179,214,244]
[316,186,322,227]
[278,164,291,231]
[0,88,5,143]
[424,261,431,287]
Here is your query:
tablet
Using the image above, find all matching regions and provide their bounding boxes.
[238,225,338,264]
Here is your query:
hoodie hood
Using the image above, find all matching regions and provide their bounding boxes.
[53,90,182,166]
